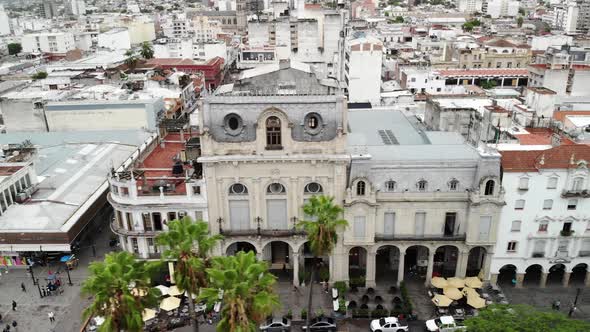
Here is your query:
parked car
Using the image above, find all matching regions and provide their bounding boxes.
[425,315,467,332]
[301,317,337,331]
[370,317,409,332]
[259,317,291,331]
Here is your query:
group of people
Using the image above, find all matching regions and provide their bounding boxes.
[0,301,19,332]
[41,279,63,298]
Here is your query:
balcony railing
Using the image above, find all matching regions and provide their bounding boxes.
[561,189,590,198]
[222,228,306,237]
[532,252,545,258]
[374,233,466,241]
[110,220,161,237]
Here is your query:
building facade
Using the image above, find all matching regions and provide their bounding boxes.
[21,32,76,54]
[343,110,504,287]
[198,62,348,285]
[491,145,590,288]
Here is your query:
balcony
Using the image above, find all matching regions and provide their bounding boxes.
[561,189,590,198]
[222,228,306,237]
[374,233,466,242]
[110,220,161,237]
[531,252,545,258]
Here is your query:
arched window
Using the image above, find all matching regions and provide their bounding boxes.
[304,182,323,194]
[385,180,396,192]
[229,183,248,195]
[484,180,495,196]
[449,179,459,191]
[356,181,366,196]
[265,116,282,149]
[267,183,286,194]
[417,180,427,191]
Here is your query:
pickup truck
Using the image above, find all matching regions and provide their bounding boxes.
[370,317,409,332]
[425,316,467,332]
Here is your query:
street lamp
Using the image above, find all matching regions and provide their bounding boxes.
[28,264,37,285]
[255,217,262,235]
[36,278,42,298]
[291,217,298,232]
[569,288,581,318]
[65,266,73,286]
[217,217,224,234]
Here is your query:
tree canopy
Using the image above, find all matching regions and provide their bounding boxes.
[464,304,590,332]
[8,43,22,55]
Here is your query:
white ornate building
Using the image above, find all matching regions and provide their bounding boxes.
[199,60,349,285]
[343,110,505,287]
[491,145,590,288]
[108,131,208,259]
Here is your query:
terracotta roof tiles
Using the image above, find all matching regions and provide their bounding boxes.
[501,145,590,172]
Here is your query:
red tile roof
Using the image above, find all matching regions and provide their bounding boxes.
[501,145,590,172]
[437,69,528,77]
[554,110,590,122]
[513,128,575,146]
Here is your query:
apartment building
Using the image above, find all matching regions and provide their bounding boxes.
[21,32,76,54]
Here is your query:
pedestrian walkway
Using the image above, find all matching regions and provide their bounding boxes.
[502,286,590,321]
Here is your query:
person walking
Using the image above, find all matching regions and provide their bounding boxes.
[48,311,55,323]
[11,301,16,311]
[20,283,25,292]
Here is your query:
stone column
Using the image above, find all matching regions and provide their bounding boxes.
[397,252,405,286]
[425,251,435,287]
[455,250,469,278]
[366,250,376,287]
[562,272,571,287]
[482,252,493,281]
[292,252,300,286]
[540,272,548,288]
[515,273,524,288]
[490,273,498,286]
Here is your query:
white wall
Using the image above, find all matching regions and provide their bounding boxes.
[347,43,383,104]
[45,107,148,131]
[21,32,76,53]
[530,35,572,51]
[0,5,10,36]
[98,29,131,50]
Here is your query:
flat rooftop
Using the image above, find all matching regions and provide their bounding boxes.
[347,109,480,161]
[0,131,152,234]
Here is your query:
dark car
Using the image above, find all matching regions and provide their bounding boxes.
[301,317,337,331]
[259,317,291,331]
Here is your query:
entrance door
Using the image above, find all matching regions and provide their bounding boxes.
[267,199,288,229]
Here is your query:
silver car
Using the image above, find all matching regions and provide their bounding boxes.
[259,317,291,331]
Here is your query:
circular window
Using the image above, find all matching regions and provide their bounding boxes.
[304,182,323,194]
[224,113,243,136]
[229,183,248,195]
[304,113,323,135]
[267,183,286,194]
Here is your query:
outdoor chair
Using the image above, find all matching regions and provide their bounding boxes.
[388,286,397,294]
[366,287,375,295]
[393,296,402,304]
[347,301,357,309]
[360,303,369,310]
[376,304,384,310]
[374,295,383,303]
[361,295,370,304]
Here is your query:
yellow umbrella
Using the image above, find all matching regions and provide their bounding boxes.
[168,285,183,297]
[431,277,448,289]
[447,277,465,288]
[465,276,483,288]
[160,296,181,311]
[142,308,157,322]
[431,294,453,307]
[467,294,487,309]
[443,287,463,300]
[462,286,479,298]
[131,288,147,297]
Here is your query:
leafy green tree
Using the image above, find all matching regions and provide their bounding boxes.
[199,251,279,332]
[32,71,48,80]
[82,252,161,332]
[124,50,138,70]
[481,80,497,90]
[297,195,348,329]
[464,304,590,332]
[8,43,22,55]
[154,5,165,11]
[517,16,524,28]
[157,218,223,332]
[140,42,154,59]
[394,16,404,23]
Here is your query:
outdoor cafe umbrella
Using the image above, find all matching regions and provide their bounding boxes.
[467,293,487,309]
[168,285,183,297]
[160,296,181,311]
[462,286,479,298]
[94,316,105,326]
[142,308,157,322]
[447,277,465,288]
[431,277,448,289]
[431,294,453,307]
[464,276,483,289]
[443,287,463,300]
[155,285,170,296]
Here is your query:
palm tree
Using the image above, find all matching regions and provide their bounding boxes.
[140,42,154,59]
[156,217,223,332]
[297,195,348,329]
[82,251,161,332]
[199,251,279,332]
[124,50,138,70]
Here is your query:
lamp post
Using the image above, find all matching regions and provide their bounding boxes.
[217,217,223,234]
[36,278,42,298]
[291,217,298,232]
[28,264,37,285]
[65,266,73,286]
[569,288,581,318]
[255,217,262,236]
